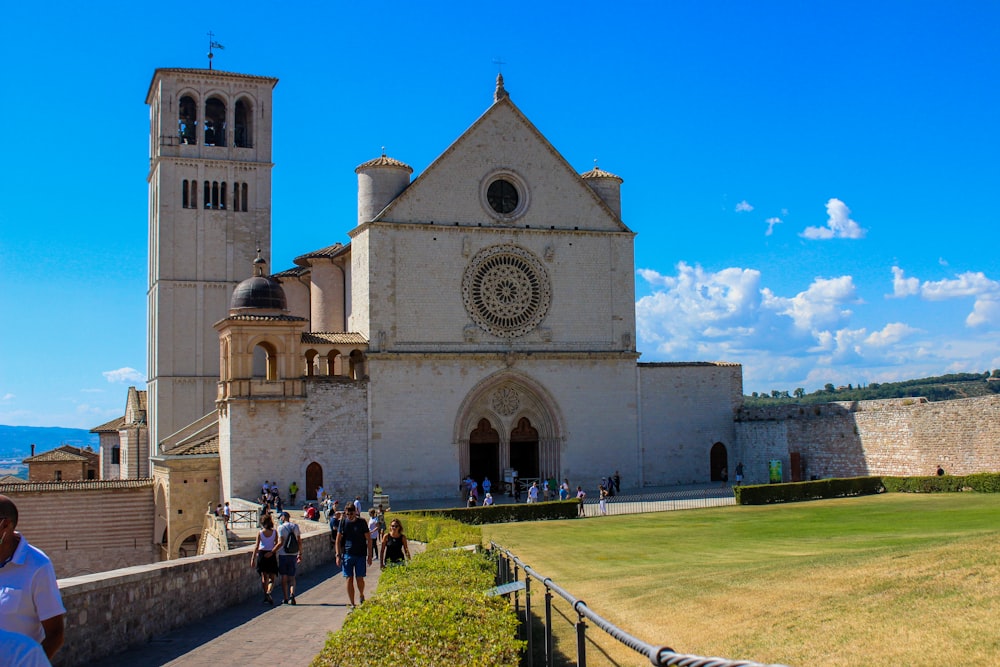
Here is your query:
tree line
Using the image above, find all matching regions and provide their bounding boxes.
[745,371,1000,407]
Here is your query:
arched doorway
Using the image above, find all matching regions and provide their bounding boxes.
[510,417,539,479]
[469,418,499,486]
[178,534,199,558]
[710,442,729,481]
[306,462,323,501]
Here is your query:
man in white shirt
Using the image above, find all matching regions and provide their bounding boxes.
[0,495,66,661]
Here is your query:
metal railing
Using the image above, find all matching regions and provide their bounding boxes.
[491,542,790,667]
[579,487,735,518]
[228,508,258,528]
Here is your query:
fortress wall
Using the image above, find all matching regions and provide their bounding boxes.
[735,395,1000,481]
[55,527,335,667]
[0,481,156,578]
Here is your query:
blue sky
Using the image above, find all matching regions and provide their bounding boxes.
[1,1,998,428]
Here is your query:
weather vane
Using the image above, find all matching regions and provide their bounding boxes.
[207,31,225,70]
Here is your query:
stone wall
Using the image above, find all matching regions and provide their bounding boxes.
[735,395,1000,484]
[0,480,155,578]
[54,525,336,667]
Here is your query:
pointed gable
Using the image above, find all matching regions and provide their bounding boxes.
[375,97,629,233]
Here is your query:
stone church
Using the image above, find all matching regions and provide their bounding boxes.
[133,66,742,555]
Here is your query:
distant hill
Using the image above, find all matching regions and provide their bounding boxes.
[0,425,99,460]
[744,371,1000,408]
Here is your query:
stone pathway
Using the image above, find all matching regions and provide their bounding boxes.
[88,558,377,667]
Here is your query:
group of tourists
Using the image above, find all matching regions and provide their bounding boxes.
[252,482,411,611]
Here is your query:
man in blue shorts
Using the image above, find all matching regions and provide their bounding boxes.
[335,505,372,608]
[276,512,302,604]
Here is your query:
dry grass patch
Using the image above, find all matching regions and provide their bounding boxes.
[484,493,1000,666]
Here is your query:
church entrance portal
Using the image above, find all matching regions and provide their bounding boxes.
[306,461,323,501]
[510,417,539,479]
[468,418,499,486]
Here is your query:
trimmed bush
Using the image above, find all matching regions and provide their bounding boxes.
[397,499,579,525]
[312,549,523,667]
[736,473,1000,505]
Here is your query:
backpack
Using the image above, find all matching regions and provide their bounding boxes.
[283,525,299,554]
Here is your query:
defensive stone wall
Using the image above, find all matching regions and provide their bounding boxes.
[735,395,1000,484]
[0,480,156,578]
[54,524,335,667]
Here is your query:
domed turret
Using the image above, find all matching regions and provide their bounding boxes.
[229,250,287,312]
[581,164,623,218]
[355,151,413,225]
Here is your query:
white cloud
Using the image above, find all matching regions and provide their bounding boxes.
[890,266,920,297]
[735,200,754,213]
[967,298,1000,327]
[103,367,145,384]
[801,198,867,240]
[762,276,857,331]
[2,393,14,401]
[920,271,999,300]
[864,322,921,347]
[765,217,782,236]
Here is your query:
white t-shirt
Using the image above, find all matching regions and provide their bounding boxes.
[0,535,66,644]
[277,521,301,556]
[367,517,380,543]
[0,627,50,667]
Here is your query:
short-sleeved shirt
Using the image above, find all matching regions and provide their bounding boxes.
[277,521,301,556]
[338,517,370,557]
[0,534,67,643]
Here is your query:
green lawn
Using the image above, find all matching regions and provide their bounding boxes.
[483,493,1000,666]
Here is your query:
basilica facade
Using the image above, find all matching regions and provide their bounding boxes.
[141,66,742,552]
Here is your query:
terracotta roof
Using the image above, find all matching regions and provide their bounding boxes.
[292,243,346,266]
[272,266,309,279]
[580,166,623,182]
[23,449,90,463]
[168,435,220,457]
[91,416,126,433]
[223,314,308,322]
[355,154,413,173]
[0,475,26,484]
[0,479,154,493]
[301,332,369,345]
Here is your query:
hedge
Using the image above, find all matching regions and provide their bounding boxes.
[735,472,1000,505]
[312,523,524,667]
[396,498,580,525]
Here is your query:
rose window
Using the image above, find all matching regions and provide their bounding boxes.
[462,245,551,337]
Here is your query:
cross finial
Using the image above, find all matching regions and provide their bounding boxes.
[207,31,225,70]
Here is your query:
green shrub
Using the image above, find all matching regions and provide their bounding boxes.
[736,473,1000,505]
[312,549,523,667]
[398,499,579,526]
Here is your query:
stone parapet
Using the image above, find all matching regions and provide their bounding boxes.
[54,526,334,667]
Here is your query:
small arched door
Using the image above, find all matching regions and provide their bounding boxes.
[468,418,500,487]
[305,462,323,501]
[710,442,729,481]
[510,417,539,479]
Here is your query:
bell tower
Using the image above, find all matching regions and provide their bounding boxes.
[145,68,278,450]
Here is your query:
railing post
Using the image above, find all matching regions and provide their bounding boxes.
[514,562,520,620]
[544,585,554,667]
[524,575,533,667]
[576,612,587,667]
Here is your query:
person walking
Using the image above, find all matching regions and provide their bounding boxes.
[576,486,586,517]
[527,481,539,503]
[380,518,411,567]
[367,510,381,561]
[250,513,280,605]
[276,512,302,605]
[336,505,372,608]
[613,471,621,494]
[599,485,609,515]
[222,501,231,529]
[288,481,299,506]
[735,462,744,486]
[0,495,66,661]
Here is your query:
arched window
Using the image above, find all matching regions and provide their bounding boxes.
[204,97,227,146]
[190,180,198,208]
[211,181,219,209]
[241,183,248,212]
[178,95,197,145]
[252,342,278,380]
[182,180,190,208]
[203,180,211,209]
[234,98,252,147]
[220,181,227,210]
[349,350,366,380]
[304,349,318,376]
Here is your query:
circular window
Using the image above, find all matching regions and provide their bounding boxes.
[462,245,551,338]
[480,170,529,221]
[487,179,519,215]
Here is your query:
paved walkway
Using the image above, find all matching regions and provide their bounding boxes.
[89,557,374,667]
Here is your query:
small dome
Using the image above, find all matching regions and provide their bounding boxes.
[229,250,287,311]
[355,153,413,174]
[581,166,623,183]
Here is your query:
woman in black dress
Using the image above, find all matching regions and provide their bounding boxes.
[380,518,411,567]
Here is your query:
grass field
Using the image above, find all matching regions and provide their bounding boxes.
[482,493,1000,666]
